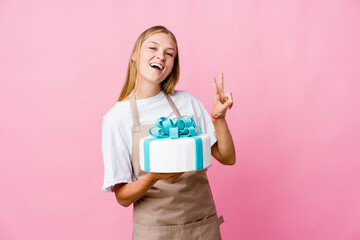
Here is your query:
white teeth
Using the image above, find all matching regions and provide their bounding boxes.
[150,63,163,70]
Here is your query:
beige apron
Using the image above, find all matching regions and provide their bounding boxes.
[129,92,224,240]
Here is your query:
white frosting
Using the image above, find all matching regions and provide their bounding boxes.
[139,133,212,172]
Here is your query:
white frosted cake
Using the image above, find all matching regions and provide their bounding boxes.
[139,133,212,173]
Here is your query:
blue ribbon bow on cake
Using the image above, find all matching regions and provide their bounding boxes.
[149,116,202,139]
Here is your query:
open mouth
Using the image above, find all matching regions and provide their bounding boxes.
[149,63,164,72]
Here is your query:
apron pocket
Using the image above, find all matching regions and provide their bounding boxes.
[133,214,223,240]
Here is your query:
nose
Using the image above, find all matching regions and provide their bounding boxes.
[156,51,165,61]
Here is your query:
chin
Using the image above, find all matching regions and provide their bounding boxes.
[148,74,169,83]
[140,77,164,85]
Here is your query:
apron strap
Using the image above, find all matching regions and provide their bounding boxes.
[129,94,140,127]
[129,90,182,127]
[164,93,182,118]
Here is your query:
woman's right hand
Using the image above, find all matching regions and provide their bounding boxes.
[149,172,184,182]
[114,172,185,207]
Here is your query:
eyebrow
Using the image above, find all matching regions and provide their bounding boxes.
[148,41,176,51]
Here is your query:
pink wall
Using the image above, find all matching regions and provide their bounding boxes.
[1,0,360,239]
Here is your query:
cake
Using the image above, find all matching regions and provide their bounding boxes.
[139,116,212,173]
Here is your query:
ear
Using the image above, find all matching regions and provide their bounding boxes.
[131,52,136,61]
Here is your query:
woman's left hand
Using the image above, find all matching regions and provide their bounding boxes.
[211,72,233,119]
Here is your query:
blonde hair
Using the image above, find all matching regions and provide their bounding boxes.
[117,25,180,101]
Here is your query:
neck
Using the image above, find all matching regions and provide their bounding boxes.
[134,80,161,100]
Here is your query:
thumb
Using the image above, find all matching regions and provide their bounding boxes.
[222,99,233,109]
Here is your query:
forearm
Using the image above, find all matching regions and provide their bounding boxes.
[209,71,235,164]
[114,173,158,207]
[212,118,236,165]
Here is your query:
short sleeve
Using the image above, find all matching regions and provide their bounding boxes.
[192,97,217,147]
[101,116,134,193]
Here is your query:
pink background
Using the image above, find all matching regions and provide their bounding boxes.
[1,0,360,239]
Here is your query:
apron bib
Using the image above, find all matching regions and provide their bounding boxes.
[129,92,224,240]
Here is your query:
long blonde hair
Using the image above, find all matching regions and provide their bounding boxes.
[117,25,180,101]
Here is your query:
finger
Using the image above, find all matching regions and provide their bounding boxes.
[175,172,184,178]
[212,76,219,96]
[225,92,233,101]
[215,94,221,103]
[171,176,180,182]
[221,101,232,111]
[219,72,224,93]
[170,172,183,178]
[225,92,233,109]
[172,172,182,177]
[228,101,233,109]
[170,173,183,182]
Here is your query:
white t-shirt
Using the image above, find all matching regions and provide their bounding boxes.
[101,90,217,193]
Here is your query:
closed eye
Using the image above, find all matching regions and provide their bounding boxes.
[149,47,174,57]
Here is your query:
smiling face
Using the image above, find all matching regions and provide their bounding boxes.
[132,32,177,88]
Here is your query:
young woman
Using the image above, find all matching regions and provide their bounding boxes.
[101,25,235,239]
